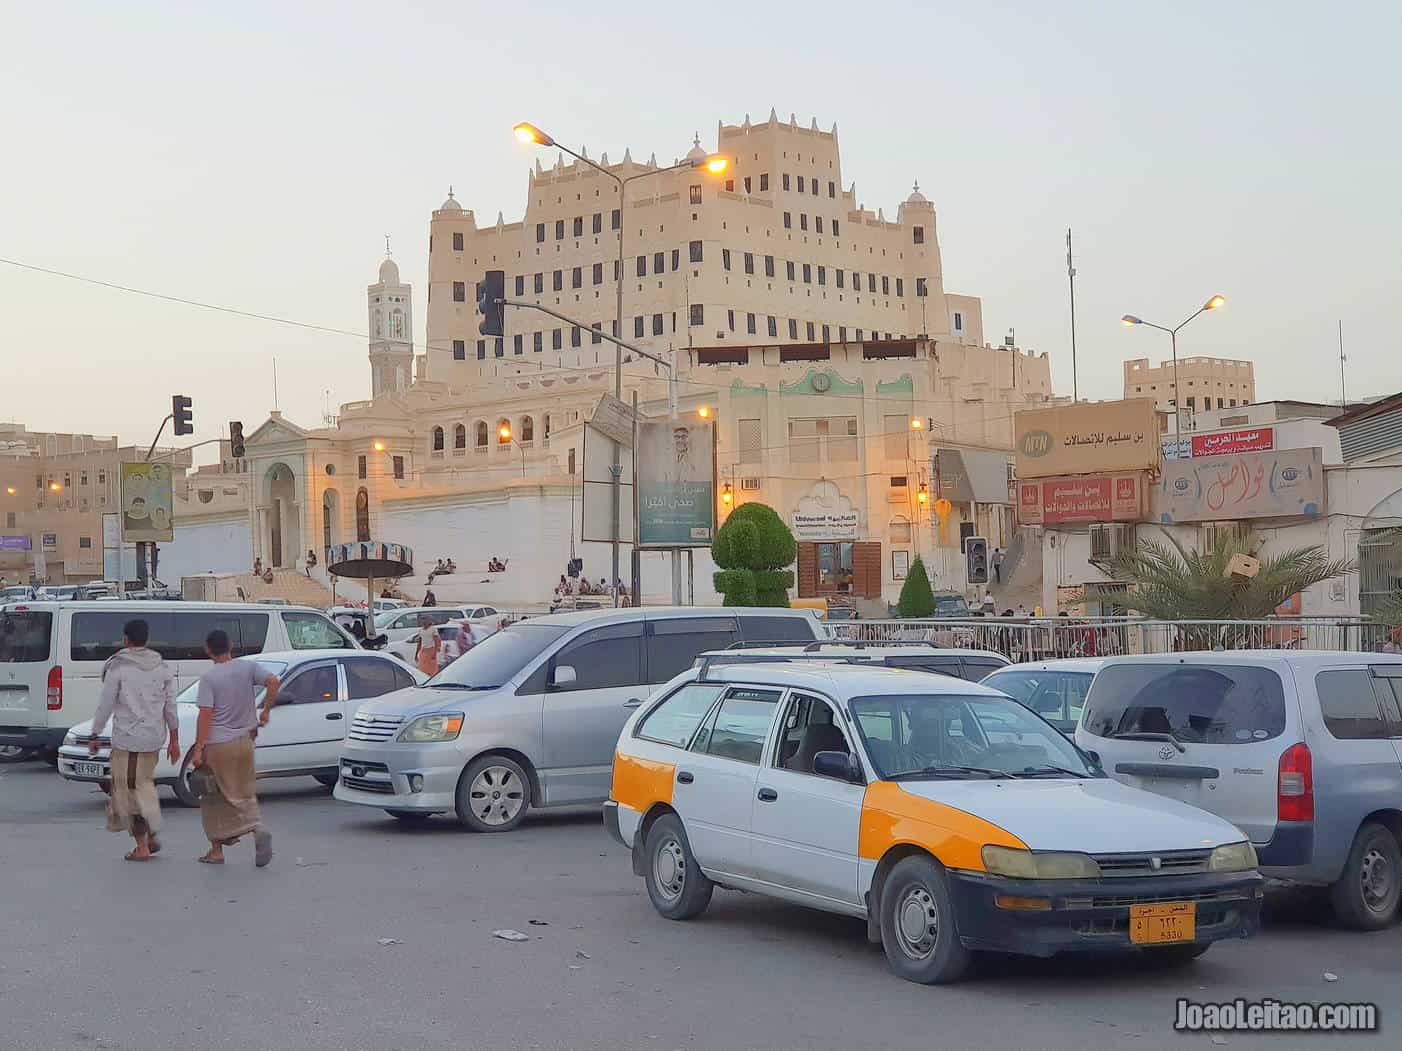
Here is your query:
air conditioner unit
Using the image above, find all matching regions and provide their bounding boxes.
[888,475,910,503]
[1088,523,1135,565]
[740,477,761,491]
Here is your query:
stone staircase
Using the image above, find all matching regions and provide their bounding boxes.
[223,569,335,608]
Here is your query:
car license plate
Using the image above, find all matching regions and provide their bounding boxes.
[73,761,106,778]
[1129,901,1195,944]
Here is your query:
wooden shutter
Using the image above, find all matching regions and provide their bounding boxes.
[852,541,883,599]
[797,543,817,598]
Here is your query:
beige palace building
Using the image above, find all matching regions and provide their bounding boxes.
[160,111,1057,608]
[1123,355,1256,417]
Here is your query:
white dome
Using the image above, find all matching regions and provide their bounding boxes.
[907,179,929,204]
[685,133,706,163]
[378,258,401,284]
[438,188,463,213]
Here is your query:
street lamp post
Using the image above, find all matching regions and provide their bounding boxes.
[498,423,527,478]
[1122,294,1226,444]
[513,122,727,606]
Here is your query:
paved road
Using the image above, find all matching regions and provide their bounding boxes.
[2,762,1396,1051]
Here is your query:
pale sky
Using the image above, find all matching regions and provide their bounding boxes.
[3,1,1397,462]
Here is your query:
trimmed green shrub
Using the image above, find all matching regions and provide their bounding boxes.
[897,556,935,618]
[712,502,796,607]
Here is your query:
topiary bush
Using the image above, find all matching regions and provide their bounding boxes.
[712,502,796,607]
[897,556,935,618]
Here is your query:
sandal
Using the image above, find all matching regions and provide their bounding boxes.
[148,836,162,855]
[198,852,224,865]
[124,850,153,862]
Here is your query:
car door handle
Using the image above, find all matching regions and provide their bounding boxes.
[325,712,343,721]
[757,787,778,802]
[623,698,643,709]
[676,770,694,784]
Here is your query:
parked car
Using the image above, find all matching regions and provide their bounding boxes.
[373,598,411,613]
[2,585,36,602]
[374,605,508,663]
[705,642,1009,683]
[0,600,358,756]
[57,649,426,805]
[983,658,1107,735]
[605,658,1262,984]
[1077,651,1402,929]
[334,607,824,830]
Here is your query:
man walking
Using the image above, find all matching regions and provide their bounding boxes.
[192,629,280,867]
[90,619,178,862]
[992,547,1005,585]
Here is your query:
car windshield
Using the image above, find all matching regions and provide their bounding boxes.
[373,611,399,629]
[428,623,568,689]
[933,596,968,616]
[1082,663,1287,744]
[848,692,1093,780]
[985,669,1094,730]
[175,660,288,704]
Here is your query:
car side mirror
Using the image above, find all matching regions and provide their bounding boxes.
[813,750,863,784]
[551,664,577,688]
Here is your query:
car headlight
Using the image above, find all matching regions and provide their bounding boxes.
[397,713,465,743]
[63,731,77,746]
[1208,841,1258,872]
[981,845,1101,879]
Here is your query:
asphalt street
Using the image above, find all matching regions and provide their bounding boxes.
[2,762,1398,1051]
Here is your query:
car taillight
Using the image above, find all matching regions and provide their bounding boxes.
[1278,742,1313,822]
[46,666,62,710]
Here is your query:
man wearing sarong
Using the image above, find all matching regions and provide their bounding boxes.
[191,629,280,867]
[90,619,179,862]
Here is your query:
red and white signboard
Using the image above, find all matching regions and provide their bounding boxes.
[1191,428,1274,458]
[1017,473,1145,526]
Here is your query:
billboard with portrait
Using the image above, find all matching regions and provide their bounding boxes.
[120,462,175,542]
[635,419,715,547]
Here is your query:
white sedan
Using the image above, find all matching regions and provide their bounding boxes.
[56,649,425,806]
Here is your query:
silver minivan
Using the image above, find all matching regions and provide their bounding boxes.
[1077,651,1402,929]
[334,606,824,831]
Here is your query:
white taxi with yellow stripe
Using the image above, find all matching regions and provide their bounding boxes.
[604,659,1263,984]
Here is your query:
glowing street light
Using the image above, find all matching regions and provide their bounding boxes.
[4,486,16,496]
[513,122,555,147]
[697,405,711,419]
[722,482,733,505]
[1119,294,1227,442]
[499,423,512,442]
[372,440,386,452]
[48,481,62,493]
[909,417,924,430]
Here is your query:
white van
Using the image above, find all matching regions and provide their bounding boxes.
[0,601,357,755]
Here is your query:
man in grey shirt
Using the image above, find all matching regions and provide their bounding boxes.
[192,630,280,866]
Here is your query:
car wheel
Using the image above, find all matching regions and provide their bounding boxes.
[1330,822,1402,930]
[643,813,713,920]
[313,773,339,789]
[454,755,530,832]
[0,744,33,764]
[171,749,201,809]
[878,855,971,984]
[386,810,435,827]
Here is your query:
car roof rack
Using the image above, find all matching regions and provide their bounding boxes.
[696,645,947,682]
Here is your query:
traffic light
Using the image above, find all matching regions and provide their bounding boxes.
[172,395,194,437]
[966,536,989,585]
[478,269,505,337]
[229,420,245,458]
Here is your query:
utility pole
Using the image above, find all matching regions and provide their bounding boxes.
[1338,320,1347,410]
[1067,228,1079,401]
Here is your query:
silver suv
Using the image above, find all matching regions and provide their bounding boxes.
[1077,651,1402,929]
[334,607,823,831]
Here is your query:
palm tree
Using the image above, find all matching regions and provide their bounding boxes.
[1110,532,1352,649]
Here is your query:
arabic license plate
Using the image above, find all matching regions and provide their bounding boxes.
[73,761,106,778]
[1129,901,1195,944]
